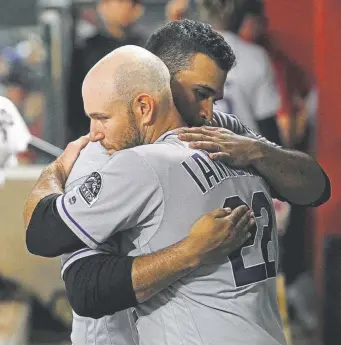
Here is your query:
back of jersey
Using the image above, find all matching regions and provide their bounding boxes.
[131,133,286,345]
[214,31,280,132]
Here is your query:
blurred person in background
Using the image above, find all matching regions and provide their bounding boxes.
[0,96,31,186]
[237,0,313,151]
[0,38,45,164]
[67,0,145,141]
[194,0,282,145]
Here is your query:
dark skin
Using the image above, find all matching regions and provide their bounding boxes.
[171,53,326,205]
[170,53,227,127]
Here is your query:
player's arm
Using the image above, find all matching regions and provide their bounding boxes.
[62,206,253,318]
[25,147,163,256]
[178,125,329,206]
[24,136,90,230]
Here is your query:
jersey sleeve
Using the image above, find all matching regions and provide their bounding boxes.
[252,51,281,121]
[56,150,163,249]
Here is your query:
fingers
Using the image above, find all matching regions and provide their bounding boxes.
[228,205,249,225]
[233,210,255,236]
[75,135,90,150]
[178,132,216,142]
[233,229,252,250]
[211,207,232,219]
[188,141,221,152]
[178,127,233,135]
[178,127,219,138]
[209,152,231,163]
[200,126,220,131]
[64,136,89,156]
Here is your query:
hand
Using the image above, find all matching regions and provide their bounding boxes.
[55,135,90,180]
[186,206,255,265]
[178,126,260,168]
[166,0,189,21]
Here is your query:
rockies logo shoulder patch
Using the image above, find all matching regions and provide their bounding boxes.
[78,172,102,207]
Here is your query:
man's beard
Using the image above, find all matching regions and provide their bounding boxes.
[110,108,142,152]
[119,120,141,150]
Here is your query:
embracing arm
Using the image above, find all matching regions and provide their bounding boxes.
[26,194,85,257]
[249,141,329,206]
[178,124,330,206]
[63,240,198,318]
[63,206,253,318]
[24,161,66,230]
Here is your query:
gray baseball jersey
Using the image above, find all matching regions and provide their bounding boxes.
[59,112,286,345]
[62,141,139,345]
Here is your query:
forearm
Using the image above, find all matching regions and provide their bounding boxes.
[251,141,327,205]
[24,160,66,229]
[132,237,199,303]
[64,238,200,318]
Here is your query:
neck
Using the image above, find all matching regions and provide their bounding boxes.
[147,107,186,145]
[106,22,126,39]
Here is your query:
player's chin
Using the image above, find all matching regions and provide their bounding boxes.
[99,140,114,154]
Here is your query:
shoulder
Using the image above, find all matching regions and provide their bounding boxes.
[104,148,160,179]
[0,96,17,113]
[212,110,241,132]
[130,140,186,162]
[127,139,194,171]
[66,142,110,190]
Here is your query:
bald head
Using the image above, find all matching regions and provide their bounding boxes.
[82,45,183,153]
[83,45,172,106]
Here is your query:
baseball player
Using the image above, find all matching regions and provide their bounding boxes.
[24,45,329,344]
[25,20,329,345]
[0,96,31,187]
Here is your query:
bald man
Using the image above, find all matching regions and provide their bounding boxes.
[25,46,286,345]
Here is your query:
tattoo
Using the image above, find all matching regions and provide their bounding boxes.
[24,160,66,229]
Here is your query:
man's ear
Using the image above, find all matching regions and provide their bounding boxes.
[132,94,155,126]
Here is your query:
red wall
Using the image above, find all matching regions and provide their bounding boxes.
[264,1,341,343]
[264,0,341,235]
[265,0,315,75]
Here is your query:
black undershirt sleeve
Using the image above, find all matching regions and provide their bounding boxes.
[256,115,282,146]
[63,253,137,318]
[26,194,85,257]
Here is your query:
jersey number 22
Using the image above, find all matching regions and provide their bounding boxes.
[224,192,276,287]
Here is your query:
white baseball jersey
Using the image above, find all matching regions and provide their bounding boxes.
[0,96,31,186]
[214,31,280,132]
[59,112,286,345]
